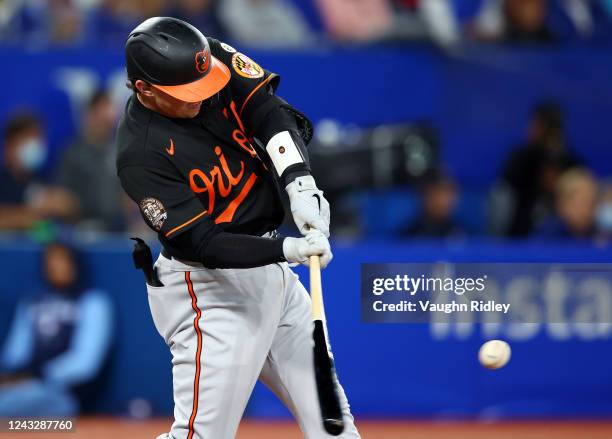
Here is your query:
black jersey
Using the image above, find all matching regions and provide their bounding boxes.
[116,39,287,259]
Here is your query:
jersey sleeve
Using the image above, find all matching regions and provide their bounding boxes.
[208,38,281,131]
[208,38,314,144]
[119,165,217,240]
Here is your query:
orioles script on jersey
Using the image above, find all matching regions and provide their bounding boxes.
[189,145,258,224]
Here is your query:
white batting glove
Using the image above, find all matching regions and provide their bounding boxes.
[282,230,333,268]
[285,175,331,237]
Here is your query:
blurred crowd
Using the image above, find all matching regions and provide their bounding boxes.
[0,0,610,419]
[408,102,612,243]
[1,0,612,48]
[1,90,610,243]
[0,91,128,234]
[0,0,611,244]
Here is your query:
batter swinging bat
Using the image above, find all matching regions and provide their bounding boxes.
[309,255,345,436]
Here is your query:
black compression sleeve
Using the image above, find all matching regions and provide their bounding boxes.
[168,219,286,268]
[256,103,298,144]
[201,233,285,268]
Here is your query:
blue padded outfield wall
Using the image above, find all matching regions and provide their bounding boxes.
[0,239,611,419]
[1,44,612,418]
[1,45,612,186]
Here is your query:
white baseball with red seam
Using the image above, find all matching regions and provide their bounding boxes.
[479,340,511,369]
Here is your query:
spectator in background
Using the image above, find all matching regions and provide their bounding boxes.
[546,0,612,42]
[169,0,223,38]
[48,0,83,45]
[491,102,579,237]
[471,0,556,42]
[0,0,83,46]
[399,169,465,238]
[56,89,123,231]
[315,0,394,42]
[218,0,314,47]
[0,242,113,416]
[316,0,459,46]
[0,114,78,230]
[595,180,612,240]
[535,167,598,239]
[88,0,169,46]
[393,0,460,46]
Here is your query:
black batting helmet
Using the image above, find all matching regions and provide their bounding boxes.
[125,17,230,102]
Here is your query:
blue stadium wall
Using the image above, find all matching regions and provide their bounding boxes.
[2,45,612,418]
[0,239,611,419]
[1,45,612,186]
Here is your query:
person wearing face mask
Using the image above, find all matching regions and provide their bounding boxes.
[0,113,78,230]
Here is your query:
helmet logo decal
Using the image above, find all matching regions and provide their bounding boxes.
[195,49,210,74]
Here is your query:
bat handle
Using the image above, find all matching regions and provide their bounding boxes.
[309,255,324,321]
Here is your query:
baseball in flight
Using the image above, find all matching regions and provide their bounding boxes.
[479,340,512,370]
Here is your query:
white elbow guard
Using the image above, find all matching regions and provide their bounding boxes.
[265,131,305,177]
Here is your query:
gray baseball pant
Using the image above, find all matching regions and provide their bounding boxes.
[146,253,360,439]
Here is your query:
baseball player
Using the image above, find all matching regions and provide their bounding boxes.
[116,17,360,439]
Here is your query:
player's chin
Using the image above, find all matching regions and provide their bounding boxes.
[181,102,202,118]
[184,101,202,117]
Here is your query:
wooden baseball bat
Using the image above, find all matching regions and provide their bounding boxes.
[309,255,345,436]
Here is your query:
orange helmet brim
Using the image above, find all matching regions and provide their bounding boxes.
[152,56,230,103]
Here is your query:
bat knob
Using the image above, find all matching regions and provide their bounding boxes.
[323,419,345,436]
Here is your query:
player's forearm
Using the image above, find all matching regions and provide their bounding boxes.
[200,231,333,269]
[252,102,331,237]
[200,232,286,269]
